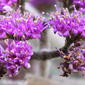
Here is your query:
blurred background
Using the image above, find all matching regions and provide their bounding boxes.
[0,0,85,85]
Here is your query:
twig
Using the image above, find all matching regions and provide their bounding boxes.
[17,0,25,13]
[31,50,60,60]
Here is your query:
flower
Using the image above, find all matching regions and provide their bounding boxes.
[0,40,33,77]
[49,8,85,38]
[0,11,47,40]
[60,41,85,76]
[73,0,85,8]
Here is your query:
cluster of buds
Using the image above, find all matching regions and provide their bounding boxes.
[60,41,85,76]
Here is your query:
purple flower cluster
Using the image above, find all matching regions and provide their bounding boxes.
[0,9,47,77]
[73,0,85,8]
[49,8,85,76]
[0,10,47,77]
[0,0,18,12]
[61,42,85,76]
[50,8,85,38]
[0,40,33,77]
[0,11,46,40]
